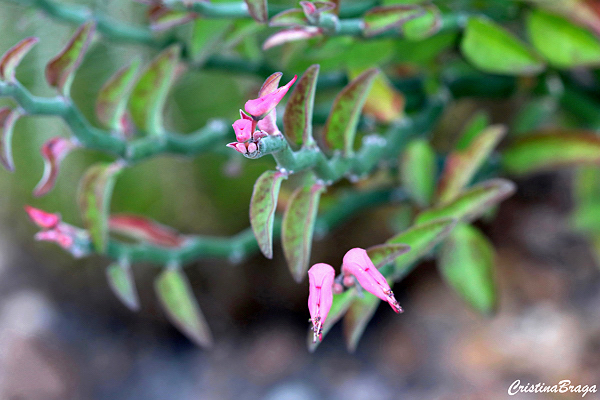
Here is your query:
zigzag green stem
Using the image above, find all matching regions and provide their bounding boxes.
[105,187,401,264]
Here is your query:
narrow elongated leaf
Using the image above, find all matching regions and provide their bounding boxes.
[250,170,287,259]
[283,64,319,147]
[0,107,22,172]
[282,183,325,282]
[388,217,457,279]
[528,9,600,68]
[128,45,180,136]
[503,132,600,175]
[148,4,196,31]
[77,162,124,253]
[416,179,516,226]
[437,125,506,204]
[245,0,268,23]
[323,69,378,156]
[308,288,355,352]
[439,224,496,315]
[45,21,96,96]
[96,60,140,131]
[0,37,38,82]
[348,68,404,123]
[106,259,140,311]
[108,214,186,248]
[401,139,436,207]
[155,268,213,348]
[343,292,379,352]
[33,137,77,197]
[269,9,307,27]
[456,111,489,150]
[461,17,544,75]
[362,5,425,37]
[263,27,323,50]
[365,243,411,269]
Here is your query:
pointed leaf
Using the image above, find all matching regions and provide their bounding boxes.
[283,64,319,148]
[456,111,489,151]
[282,183,325,282]
[387,217,457,279]
[128,45,180,136]
[439,224,496,315]
[308,288,355,352]
[245,0,268,23]
[45,21,96,96]
[0,37,38,82]
[365,243,411,270]
[108,214,186,248]
[77,162,124,253]
[348,68,404,123]
[461,17,544,75]
[362,5,425,37]
[323,68,378,156]
[438,125,506,204]
[33,137,77,197]
[155,268,213,348]
[250,170,287,259]
[528,9,600,68]
[269,9,307,27]
[400,139,436,207]
[106,259,140,311]
[263,27,323,50]
[96,59,140,131]
[416,179,516,226]
[402,5,442,41]
[148,4,196,31]
[502,132,600,175]
[258,72,283,97]
[0,107,22,172]
[343,292,379,352]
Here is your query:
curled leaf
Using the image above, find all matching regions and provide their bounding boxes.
[107,259,140,311]
[263,27,323,50]
[96,60,140,133]
[33,137,77,197]
[45,21,96,96]
[0,37,39,82]
[109,214,186,248]
[245,0,268,23]
[0,107,23,172]
[283,64,319,147]
[250,170,288,259]
[362,5,426,37]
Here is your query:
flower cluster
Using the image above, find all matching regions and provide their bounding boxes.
[308,247,403,343]
[227,74,297,157]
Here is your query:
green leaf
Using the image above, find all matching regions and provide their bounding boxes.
[366,243,412,269]
[387,217,457,279]
[343,292,379,352]
[362,5,425,37]
[155,268,213,348]
[0,37,38,82]
[250,170,288,259]
[45,21,96,96]
[438,125,506,204]
[400,139,436,207]
[189,19,232,65]
[456,111,489,151]
[348,68,404,123]
[511,97,557,136]
[95,59,140,131]
[283,64,319,148]
[308,288,356,352]
[402,5,441,41]
[502,132,600,175]
[282,183,325,282]
[439,224,496,315]
[77,162,124,253]
[323,68,378,155]
[245,0,268,23]
[128,45,180,136]
[269,9,307,27]
[461,17,544,75]
[416,179,515,226]
[0,107,22,172]
[528,9,600,68]
[106,259,140,311]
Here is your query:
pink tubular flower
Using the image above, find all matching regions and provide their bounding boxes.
[232,118,253,142]
[244,75,297,120]
[308,263,335,343]
[342,248,403,313]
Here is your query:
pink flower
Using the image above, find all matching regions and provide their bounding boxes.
[24,205,60,229]
[342,248,403,313]
[244,75,297,120]
[308,263,335,343]
[232,118,253,142]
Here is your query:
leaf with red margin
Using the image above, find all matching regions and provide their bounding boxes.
[0,37,38,82]
[108,214,186,248]
[148,4,197,31]
[45,21,96,96]
[245,0,268,23]
[269,9,307,27]
[33,137,77,197]
[258,72,283,97]
[363,5,426,37]
[0,107,22,172]
[96,60,140,132]
[106,258,140,311]
[263,27,323,50]
[284,64,319,147]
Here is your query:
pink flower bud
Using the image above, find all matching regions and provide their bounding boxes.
[308,263,335,343]
[35,229,73,248]
[24,205,60,229]
[247,142,257,154]
[232,118,253,142]
[226,142,248,154]
[342,248,403,313]
[244,75,297,119]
